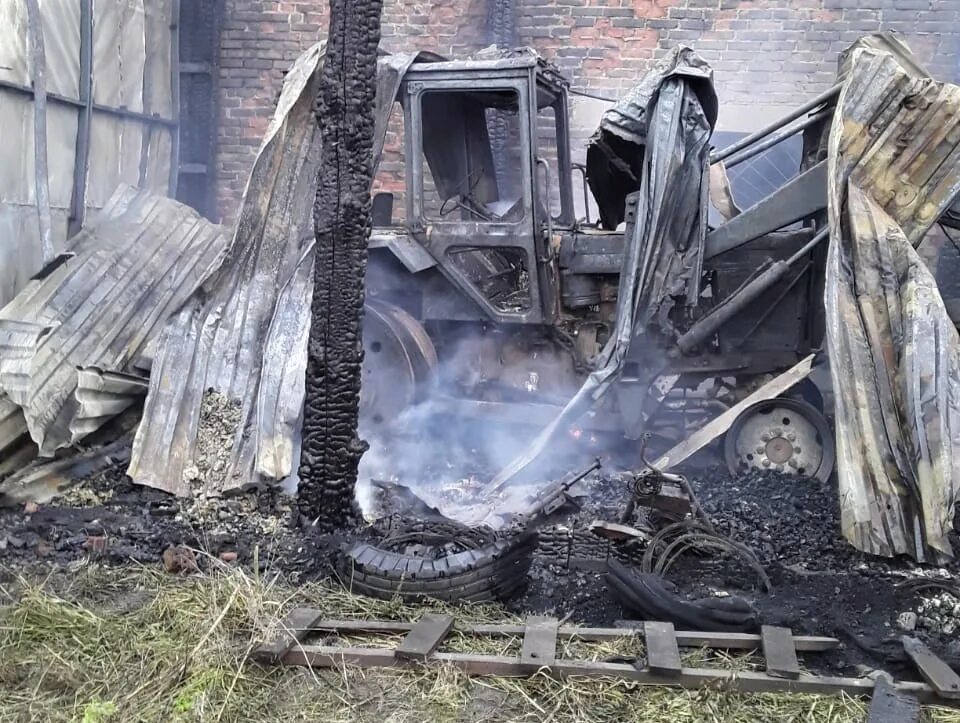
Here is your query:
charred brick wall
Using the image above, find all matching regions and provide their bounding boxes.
[216,0,960,223]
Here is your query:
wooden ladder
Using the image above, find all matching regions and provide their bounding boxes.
[254,608,958,713]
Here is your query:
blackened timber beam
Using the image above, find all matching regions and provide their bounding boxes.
[298,0,384,528]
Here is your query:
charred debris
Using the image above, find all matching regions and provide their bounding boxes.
[3,28,960,704]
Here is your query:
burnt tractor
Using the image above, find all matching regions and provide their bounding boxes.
[357,50,863,483]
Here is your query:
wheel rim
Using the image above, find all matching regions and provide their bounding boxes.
[360,300,437,430]
[723,398,835,482]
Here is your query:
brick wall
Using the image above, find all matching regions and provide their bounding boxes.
[216,0,960,223]
[216,0,487,223]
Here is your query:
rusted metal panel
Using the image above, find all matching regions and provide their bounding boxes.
[0,184,228,458]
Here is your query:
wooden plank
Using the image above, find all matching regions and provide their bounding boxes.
[644,621,682,677]
[867,676,920,723]
[282,645,951,705]
[653,354,815,470]
[254,608,325,663]
[902,636,960,700]
[762,626,800,680]
[168,0,182,197]
[68,0,93,238]
[302,619,839,651]
[24,0,53,264]
[395,613,455,662]
[520,616,558,670]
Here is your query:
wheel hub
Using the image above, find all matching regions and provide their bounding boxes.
[764,435,794,464]
[724,398,835,482]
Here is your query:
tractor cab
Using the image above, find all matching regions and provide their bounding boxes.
[386,52,577,325]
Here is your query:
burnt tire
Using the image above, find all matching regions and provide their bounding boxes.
[337,529,537,604]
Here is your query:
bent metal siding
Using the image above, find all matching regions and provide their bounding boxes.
[0,0,179,309]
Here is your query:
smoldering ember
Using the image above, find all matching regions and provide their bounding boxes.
[2,3,960,723]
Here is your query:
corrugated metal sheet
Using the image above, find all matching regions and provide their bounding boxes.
[128,43,327,498]
[1,436,132,506]
[0,184,229,457]
[129,46,431,498]
[826,35,960,561]
[0,396,35,480]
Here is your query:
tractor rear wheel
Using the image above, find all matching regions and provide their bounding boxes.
[723,398,835,482]
[360,299,437,430]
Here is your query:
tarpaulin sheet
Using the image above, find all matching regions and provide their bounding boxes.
[487,47,715,493]
[826,35,960,562]
[128,46,436,497]
[0,0,175,309]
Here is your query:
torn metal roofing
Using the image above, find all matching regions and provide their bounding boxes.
[825,34,960,561]
[0,184,229,457]
[0,395,34,480]
[127,43,328,499]
[129,45,434,498]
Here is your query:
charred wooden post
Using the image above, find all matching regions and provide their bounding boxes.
[298,0,383,529]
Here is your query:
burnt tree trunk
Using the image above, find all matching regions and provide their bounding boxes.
[298,0,383,528]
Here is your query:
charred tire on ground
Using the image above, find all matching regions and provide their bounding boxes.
[337,530,537,603]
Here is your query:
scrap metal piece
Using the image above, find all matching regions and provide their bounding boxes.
[589,520,651,543]
[825,35,960,561]
[0,437,131,506]
[0,185,229,457]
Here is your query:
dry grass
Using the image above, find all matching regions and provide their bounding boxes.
[0,559,958,723]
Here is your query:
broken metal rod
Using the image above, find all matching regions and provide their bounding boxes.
[677,227,829,353]
[710,82,842,164]
[722,107,834,170]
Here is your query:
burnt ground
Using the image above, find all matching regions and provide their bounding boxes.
[0,464,342,585]
[2,458,960,681]
[511,467,960,677]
